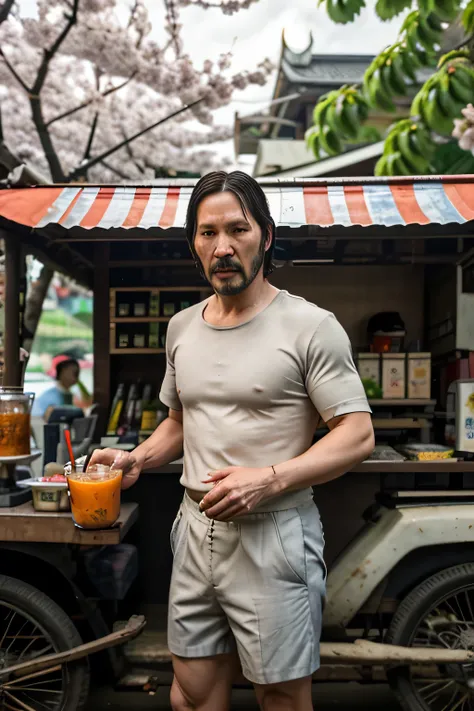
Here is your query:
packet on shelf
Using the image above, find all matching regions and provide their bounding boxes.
[67,465,122,530]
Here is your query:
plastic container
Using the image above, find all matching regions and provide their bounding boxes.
[17,478,70,512]
[67,464,122,529]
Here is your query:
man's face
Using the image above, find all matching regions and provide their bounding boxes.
[193,191,270,296]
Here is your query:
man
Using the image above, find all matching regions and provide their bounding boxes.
[90,171,374,711]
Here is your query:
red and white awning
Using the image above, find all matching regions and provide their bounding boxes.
[0,177,473,231]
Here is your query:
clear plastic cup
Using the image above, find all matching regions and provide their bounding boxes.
[67,464,122,530]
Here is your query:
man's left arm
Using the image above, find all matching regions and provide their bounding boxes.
[271,411,374,492]
[200,412,373,520]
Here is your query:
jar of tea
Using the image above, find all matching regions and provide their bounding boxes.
[0,387,33,457]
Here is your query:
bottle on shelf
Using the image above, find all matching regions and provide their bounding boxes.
[139,384,159,434]
[107,383,125,435]
[117,384,138,436]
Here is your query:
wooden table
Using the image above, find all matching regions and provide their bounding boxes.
[353,461,474,473]
[0,501,138,545]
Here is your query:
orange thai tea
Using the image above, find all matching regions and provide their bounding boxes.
[0,413,30,456]
[67,465,122,529]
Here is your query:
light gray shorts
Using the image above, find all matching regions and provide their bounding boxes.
[167,493,327,685]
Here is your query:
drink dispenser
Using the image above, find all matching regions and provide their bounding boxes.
[0,386,33,457]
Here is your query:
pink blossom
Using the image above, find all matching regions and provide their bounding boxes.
[452,104,474,156]
[0,0,272,180]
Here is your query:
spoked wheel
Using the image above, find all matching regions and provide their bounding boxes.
[0,575,89,711]
[386,564,474,711]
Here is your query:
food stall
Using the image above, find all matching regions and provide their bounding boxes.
[0,175,474,710]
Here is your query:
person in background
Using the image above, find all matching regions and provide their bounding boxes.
[33,357,91,420]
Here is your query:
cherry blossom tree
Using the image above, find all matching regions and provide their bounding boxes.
[0,0,272,182]
[0,0,272,360]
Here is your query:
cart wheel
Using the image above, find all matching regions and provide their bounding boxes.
[0,574,89,711]
[386,563,474,711]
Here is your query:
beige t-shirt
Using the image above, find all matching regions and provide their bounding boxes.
[159,289,371,511]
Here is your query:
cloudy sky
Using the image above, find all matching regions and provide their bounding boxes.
[19,0,403,169]
[148,0,402,167]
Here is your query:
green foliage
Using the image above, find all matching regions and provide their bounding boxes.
[311,0,474,175]
[376,0,412,21]
[375,118,435,175]
[462,0,474,33]
[410,50,474,135]
[317,0,365,24]
[306,85,369,159]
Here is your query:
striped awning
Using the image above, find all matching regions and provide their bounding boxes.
[0,177,473,231]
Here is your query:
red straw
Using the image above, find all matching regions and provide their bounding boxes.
[64,429,75,470]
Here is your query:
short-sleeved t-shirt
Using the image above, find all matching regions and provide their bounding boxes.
[160,289,371,511]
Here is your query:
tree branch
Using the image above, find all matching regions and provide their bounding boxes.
[163,0,181,56]
[120,126,146,173]
[45,73,137,127]
[67,97,204,180]
[100,160,133,180]
[30,96,65,181]
[0,47,31,93]
[453,31,474,51]
[31,0,79,96]
[22,264,54,355]
[82,112,99,161]
[0,0,15,25]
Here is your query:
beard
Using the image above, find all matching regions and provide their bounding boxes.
[206,240,265,296]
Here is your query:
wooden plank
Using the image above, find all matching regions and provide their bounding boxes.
[2,231,21,386]
[372,418,430,429]
[93,243,111,436]
[110,286,207,293]
[109,260,195,267]
[111,317,171,323]
[369,399,436,406]
[0,615,146,681]
[354,461,474,472]
[0,502,138,545]
[116,627,474,666]
[391,490,474,498]
[110,348,165,355]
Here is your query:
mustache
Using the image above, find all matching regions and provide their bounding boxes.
[211,258,243,274]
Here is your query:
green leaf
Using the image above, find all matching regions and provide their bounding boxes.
[462,0,474,34]
[356,125,383,142]
[375,0,412,21]
[431,141,474,174]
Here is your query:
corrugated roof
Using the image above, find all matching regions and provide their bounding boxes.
[0,176,473,231]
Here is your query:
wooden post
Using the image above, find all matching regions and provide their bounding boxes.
[2,230,21,386]
[93,242,110,435]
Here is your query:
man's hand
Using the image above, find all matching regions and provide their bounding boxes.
[88,448,145,490]
[199,466,277,521]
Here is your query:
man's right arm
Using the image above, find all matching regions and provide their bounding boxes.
[88,408,183,489]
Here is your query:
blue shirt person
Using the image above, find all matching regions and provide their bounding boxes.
[32,358,80,420]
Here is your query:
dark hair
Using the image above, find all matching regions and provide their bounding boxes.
[56,358,79,380]
[185,171,276,278]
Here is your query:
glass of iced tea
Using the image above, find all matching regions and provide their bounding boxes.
[67,464,122,529]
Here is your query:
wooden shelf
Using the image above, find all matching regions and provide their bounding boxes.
[110,348,165,355]
[372,417,430,429]
[110,260,195,268]
[369,399,436,406]
[110,286,208,293]
[355,461,474,473]
[111,317,171,323]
